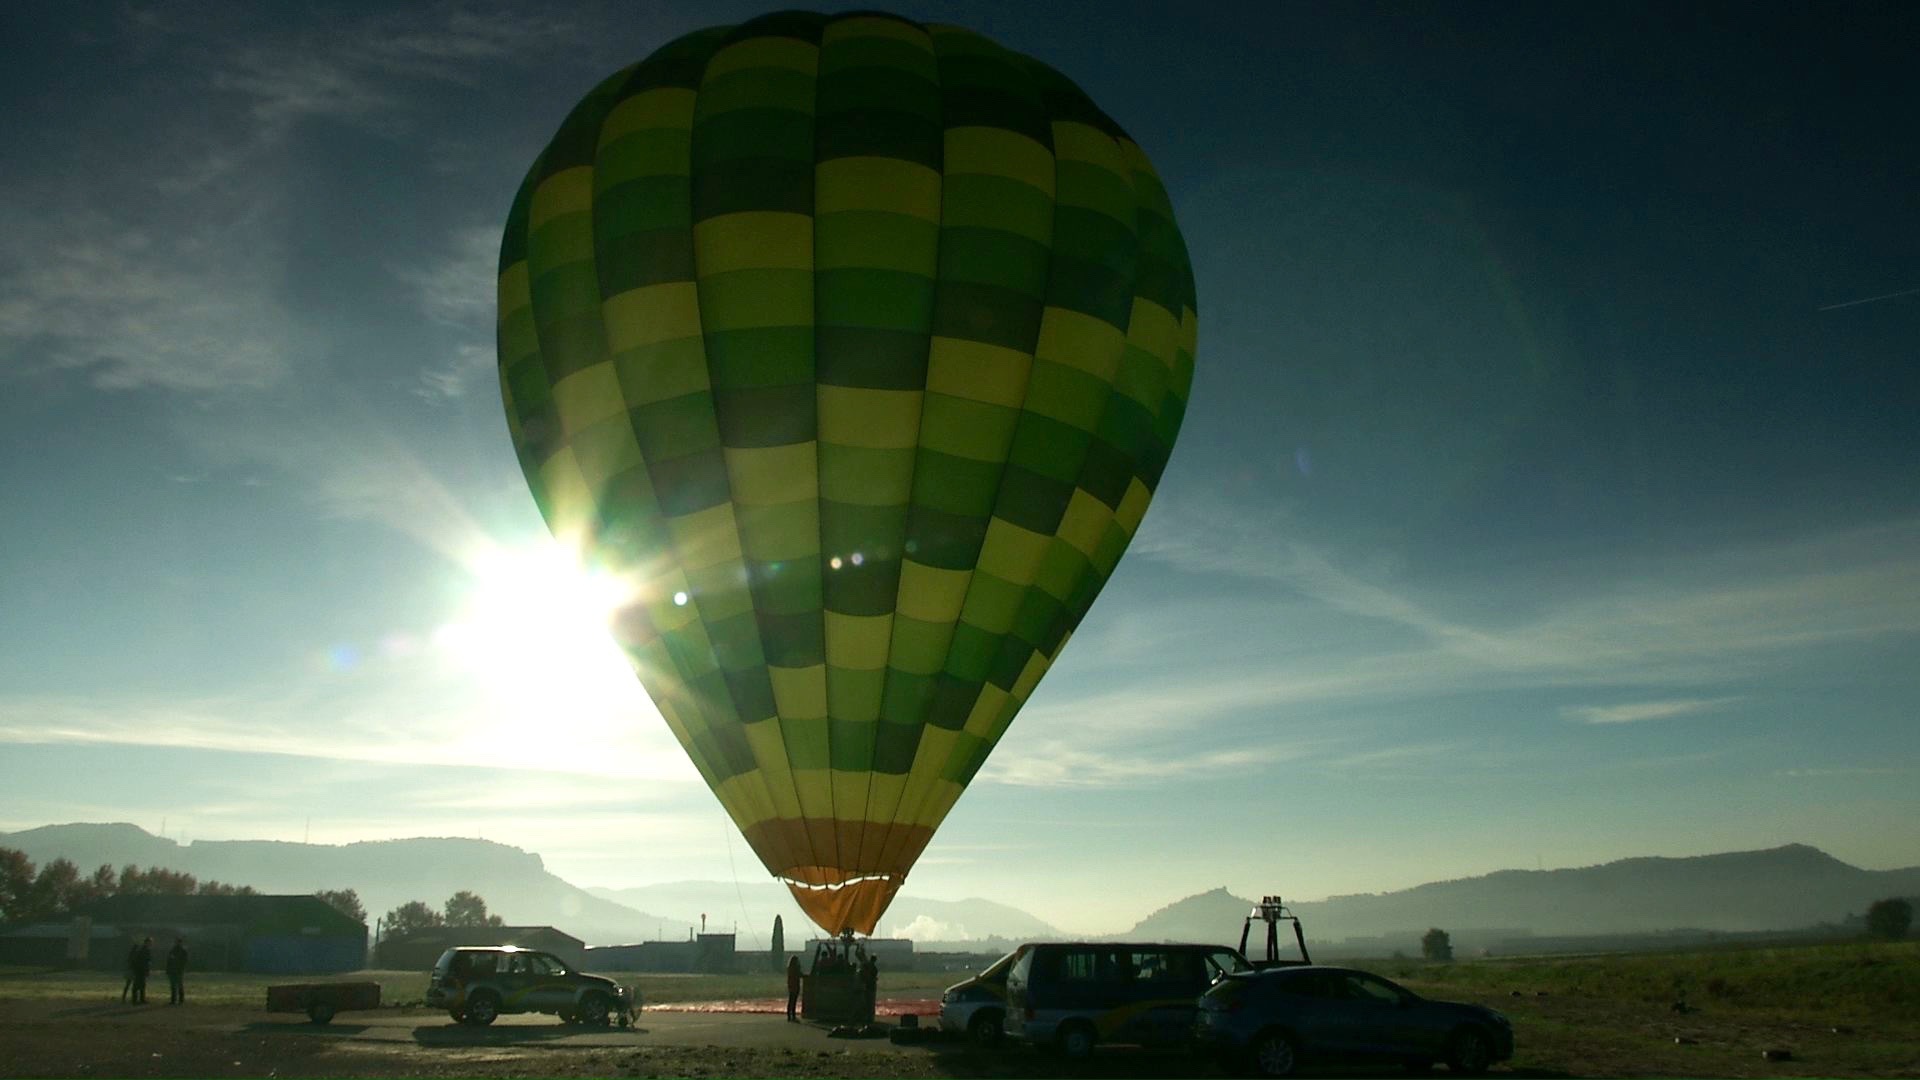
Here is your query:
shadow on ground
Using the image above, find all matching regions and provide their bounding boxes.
[241,1020,374,1036]
[916,1044,1576,1079]
[408,1023,652,1045]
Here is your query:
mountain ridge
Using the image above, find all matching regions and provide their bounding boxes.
[1124,844,1920,945]
[6,824,1913,948]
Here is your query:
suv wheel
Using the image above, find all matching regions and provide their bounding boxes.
[1058,1021,1096,1061]
[464,992,500,1027]
[579,993,611,1027]
[1445,1026,1492,1076]
[1252,1031,1300,1078]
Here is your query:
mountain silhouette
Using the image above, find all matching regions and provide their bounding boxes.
[1123,845,1920,946]
[0,822,679,945]
[7,825,1913,950]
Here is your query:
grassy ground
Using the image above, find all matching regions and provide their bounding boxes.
[1374,939,1918,1015]
[4,940,1917,1076]
[0,965,963,1012]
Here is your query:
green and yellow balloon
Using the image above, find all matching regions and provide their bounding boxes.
[497,10,1195,934]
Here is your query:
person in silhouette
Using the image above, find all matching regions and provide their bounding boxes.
[861,954,879,1024]
[130,937,153,1004]
[785,954,802,1021]
[165,937,188,1004]
[120,942,138,1004]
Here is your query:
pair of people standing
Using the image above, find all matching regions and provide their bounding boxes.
[120,937,187,1004]
[121,938,151,1004]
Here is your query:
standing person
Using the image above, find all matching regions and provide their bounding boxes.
[165,937,188,1005]
[861,954,879,1025]
[784,954,802,1022]
[120,942,139,1004]
[130,937,154,1005]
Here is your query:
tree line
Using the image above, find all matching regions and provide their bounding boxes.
[0,845,365,927]
[379,891,506,937]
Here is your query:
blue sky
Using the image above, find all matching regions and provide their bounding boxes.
[1,2,1915,935]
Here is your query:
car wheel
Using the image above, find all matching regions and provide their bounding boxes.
[580,993,611,1027]
[968,1009,1004,1048]
[1446,1026,1493,1076]
[1251,1031,1301,1078]
[306,1001,335,1025]
[1058,1021,1097,1060]
[464,992,500,1027]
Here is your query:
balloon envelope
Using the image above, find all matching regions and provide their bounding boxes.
[497,10,1196,933]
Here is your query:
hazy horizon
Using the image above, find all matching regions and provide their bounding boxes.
[2,2,1915,936]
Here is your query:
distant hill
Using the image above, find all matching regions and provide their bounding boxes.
[10,825,1913,953]
[1127,887,1259,942]
[0,823,678,945]
[0,822,1059,949]
[1120,845,1920,947]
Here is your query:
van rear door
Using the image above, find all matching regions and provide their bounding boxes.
[1003,946,1036,1038]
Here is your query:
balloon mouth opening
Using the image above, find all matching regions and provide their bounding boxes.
[778,873,903,936]
[780,872,899,892]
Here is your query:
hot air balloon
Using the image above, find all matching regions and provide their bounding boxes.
[497,10,1195,934]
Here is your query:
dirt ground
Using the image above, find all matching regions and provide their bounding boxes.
[3,986,1915,1078]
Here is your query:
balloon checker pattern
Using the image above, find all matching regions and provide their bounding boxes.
[497,11,1196,934]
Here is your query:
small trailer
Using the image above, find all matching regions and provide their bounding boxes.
[266,980,382,1024]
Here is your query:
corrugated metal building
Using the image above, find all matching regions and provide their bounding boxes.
[585,932,737,972]
[377,926,586,971]
[0,918,137,971]
[75,895,367,974]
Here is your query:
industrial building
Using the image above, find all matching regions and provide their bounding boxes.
[376,925,586,971]
[47,894,368,973]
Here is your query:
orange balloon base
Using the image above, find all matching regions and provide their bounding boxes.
[784,876,902,936]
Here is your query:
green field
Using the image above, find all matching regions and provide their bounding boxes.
[0,964,962,1009]
[5,940,1917,1076]
[1380,939,1918,1016]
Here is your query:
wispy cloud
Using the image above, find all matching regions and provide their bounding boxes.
[209,7,595,134]
[1,6,591,400]
[0,211,297,393]
[1774,765,1917,778]
[979,739,1318,788]
[0,646,695,784]
[399,227,500,400]
[1134,496,1920,693]
[1562,697,1742,725]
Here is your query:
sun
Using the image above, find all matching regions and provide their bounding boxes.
[433,541,654,759]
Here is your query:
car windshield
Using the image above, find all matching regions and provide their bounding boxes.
[1206,949,1252,977]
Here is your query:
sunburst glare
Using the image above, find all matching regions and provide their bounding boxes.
[431,542,654,766]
